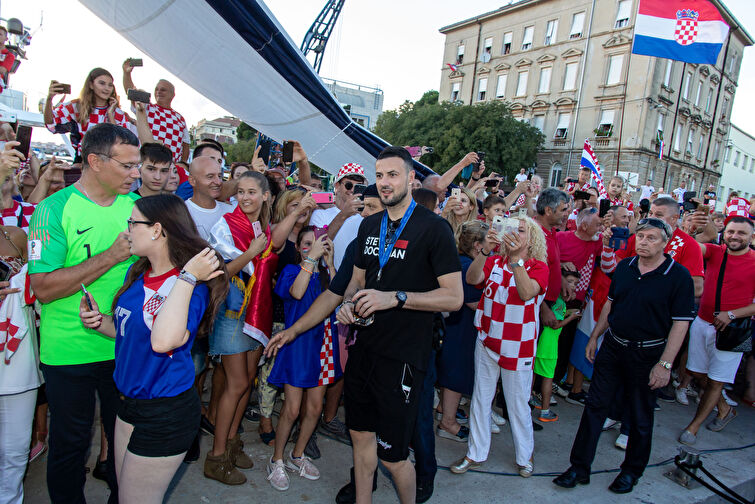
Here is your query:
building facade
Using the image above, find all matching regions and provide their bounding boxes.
[322,77,384,130]
[438,0,752,193]
[192,116,241,144]
[716,123,755,211]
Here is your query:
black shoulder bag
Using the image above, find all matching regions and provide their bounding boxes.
[714,250,753,352]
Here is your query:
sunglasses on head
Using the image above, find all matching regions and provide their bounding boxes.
[637,217,670,237]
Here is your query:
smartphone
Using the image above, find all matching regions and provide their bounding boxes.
[353,183,367,211]
[282,141,294,164]
[59,83,72,94]
[313,225,329,240]
[127,89,151,103]
[491,215,505,237]
[15,125,32,159]
[63,167,82,187]
[503,217,520,236]
[127,58,143,67]
[485,179,498,188]
[252,220,262,238]
[574,190,591,201]
[0,260,11,282]
[451,188,461,199]
[599,198,611,218]
[461,164,474,179]
[312,192,334,205]
[81,283,94,311]
[609,227,630,250]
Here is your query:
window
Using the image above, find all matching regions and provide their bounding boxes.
[456,44,465,65]
[596,110,615,136]
[538,67,552,93]
[686,130,694,154]
[682,73,692,100]
[495,74,507,98]
[477,77,488,101]
[555,113,570,138]
[451,82,460,102]
[570,12,585,38]
[606,54,624,85]
[503,32,513,55]
[522,26,534,51]
[656,112,665,134]
[694,80,703,106]
[532,115,545,132]
[728,51,737,74]
[482,37,493,63]
[744,155,750,170]
[733,150,740,166]
[721,97,729,120]
[550,162,563,187]
[751,158,754,173]
[615,0,631,28]
[713,140,721,161]
[516,71,529,96]
[705,87,713,113]
[563,62,578,90]
[674,125,682,151]
[697,136,704,159]
[725,145,731,162]
[545,20,558,45]
[663,60,673,87]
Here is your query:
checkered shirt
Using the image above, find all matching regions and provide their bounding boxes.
[317,318,337,386]
[603,195,634,213]
[46,101,132,154]
[144,104,189,163]
[2,200,35,234]
[474,256,549,371]
[726,197,751,218]
[565,181,591,194]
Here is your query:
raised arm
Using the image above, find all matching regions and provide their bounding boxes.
[122,59,136,93]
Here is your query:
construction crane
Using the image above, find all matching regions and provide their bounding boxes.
[300,0,345,74]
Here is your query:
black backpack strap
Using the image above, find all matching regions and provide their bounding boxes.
[714,249,728,315]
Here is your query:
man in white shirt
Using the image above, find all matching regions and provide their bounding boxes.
[672,180,687,203]
[633,179,655,201]
[309,163,367,270]
[184,156,233,241]
[514,168,528,183]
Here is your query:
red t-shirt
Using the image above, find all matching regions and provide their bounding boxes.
[556,231,604,301]
[618,227,704,278]
[541,224,561,302]
[698,244,755,324]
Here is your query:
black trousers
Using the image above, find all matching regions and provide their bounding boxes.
[569,335,663,479]
[42,361,122,504]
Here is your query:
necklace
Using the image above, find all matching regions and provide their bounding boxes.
[76,181,91,200]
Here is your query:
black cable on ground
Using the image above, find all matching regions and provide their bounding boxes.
[674,457,752,504]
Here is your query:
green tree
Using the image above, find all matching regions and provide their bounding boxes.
[236,122,257,142]
[225,139,256,163]
[374,91,544,181]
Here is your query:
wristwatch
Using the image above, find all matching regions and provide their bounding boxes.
[511,258,525,268]
[727,311,736,320]
[658,360,672,370]
[395,291,407,309]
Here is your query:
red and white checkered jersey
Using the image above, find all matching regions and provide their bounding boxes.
[144,103,189,163]
[601,195,634,213]
[726,197,751,218]
[46,101,132,154]
[565,181,591,194]
[2,200,35,234]
[474,256,549,371]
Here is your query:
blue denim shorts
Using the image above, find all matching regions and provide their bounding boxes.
[209,301,262,356]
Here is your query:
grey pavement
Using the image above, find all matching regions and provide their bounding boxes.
[23,389,754,503]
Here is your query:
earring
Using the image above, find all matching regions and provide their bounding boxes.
[151,236,156,241]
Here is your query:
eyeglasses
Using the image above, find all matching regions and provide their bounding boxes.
[127,218,153,229]
[95,153,141,172]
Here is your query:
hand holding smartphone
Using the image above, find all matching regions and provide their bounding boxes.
[81,283,94,311]
[312,192,334,205]
[252,221,263,239]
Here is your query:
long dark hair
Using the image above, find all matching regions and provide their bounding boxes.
[113,194,229,335]
[295,226,329,291]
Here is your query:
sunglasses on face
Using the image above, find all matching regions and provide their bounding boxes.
[342,179,365,191]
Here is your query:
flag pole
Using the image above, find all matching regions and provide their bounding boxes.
[661,62,687,191]
[700,29,732,188]
[615,0,641,175]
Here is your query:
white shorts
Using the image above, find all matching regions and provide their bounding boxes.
[686,316,744,384]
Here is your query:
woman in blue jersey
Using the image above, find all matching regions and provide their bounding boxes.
[79,194,227,503]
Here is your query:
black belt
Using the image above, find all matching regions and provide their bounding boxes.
[609,330,665,349]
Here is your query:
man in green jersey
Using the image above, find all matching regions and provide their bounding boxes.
[29,123,140,504]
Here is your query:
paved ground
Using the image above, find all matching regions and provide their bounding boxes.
[23,386,755,503]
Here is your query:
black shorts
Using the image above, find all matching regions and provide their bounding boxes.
[118,387,200,457]
[344,348,425,463]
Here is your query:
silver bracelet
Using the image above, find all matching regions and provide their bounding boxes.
[178,269,197,286]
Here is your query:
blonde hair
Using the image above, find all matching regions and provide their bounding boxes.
[457,220,488,256]
[272,188,306,224]
[444,187,479,238]
[77,68,119,128]
[520,215,548,263]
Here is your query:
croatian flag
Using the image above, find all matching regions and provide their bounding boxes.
[446,63,458,72]
[632,0,729,65]
[580,139,607,197]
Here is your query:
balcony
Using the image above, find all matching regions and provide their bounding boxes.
[553,138,568,146]
[593,137,611,147]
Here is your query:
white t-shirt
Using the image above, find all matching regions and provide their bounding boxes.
[672,187,686,203]
[185,199,234,241]
[514,173,528,183]
[310,206,363,270]
[638,185,655,200]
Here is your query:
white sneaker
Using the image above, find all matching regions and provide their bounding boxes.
[432,388,440,410]
[615,433,628,450]
[491,410,507,426]
[490,421,501,434]
[517,460,534,478]
[267,458,290,491]
[459,397,470,406]
[285,451,320,480]
[602,418,620,431]
[675,387,689,406]
[722,390,738,407]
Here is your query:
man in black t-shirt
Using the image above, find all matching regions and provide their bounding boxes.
[336,146,462,504]
[703,184,717,206]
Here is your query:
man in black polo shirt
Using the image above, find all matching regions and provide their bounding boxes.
[554,218,695,494]
[336,146,462,504]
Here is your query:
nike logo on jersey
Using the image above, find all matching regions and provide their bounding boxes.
[76,227,93,235]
